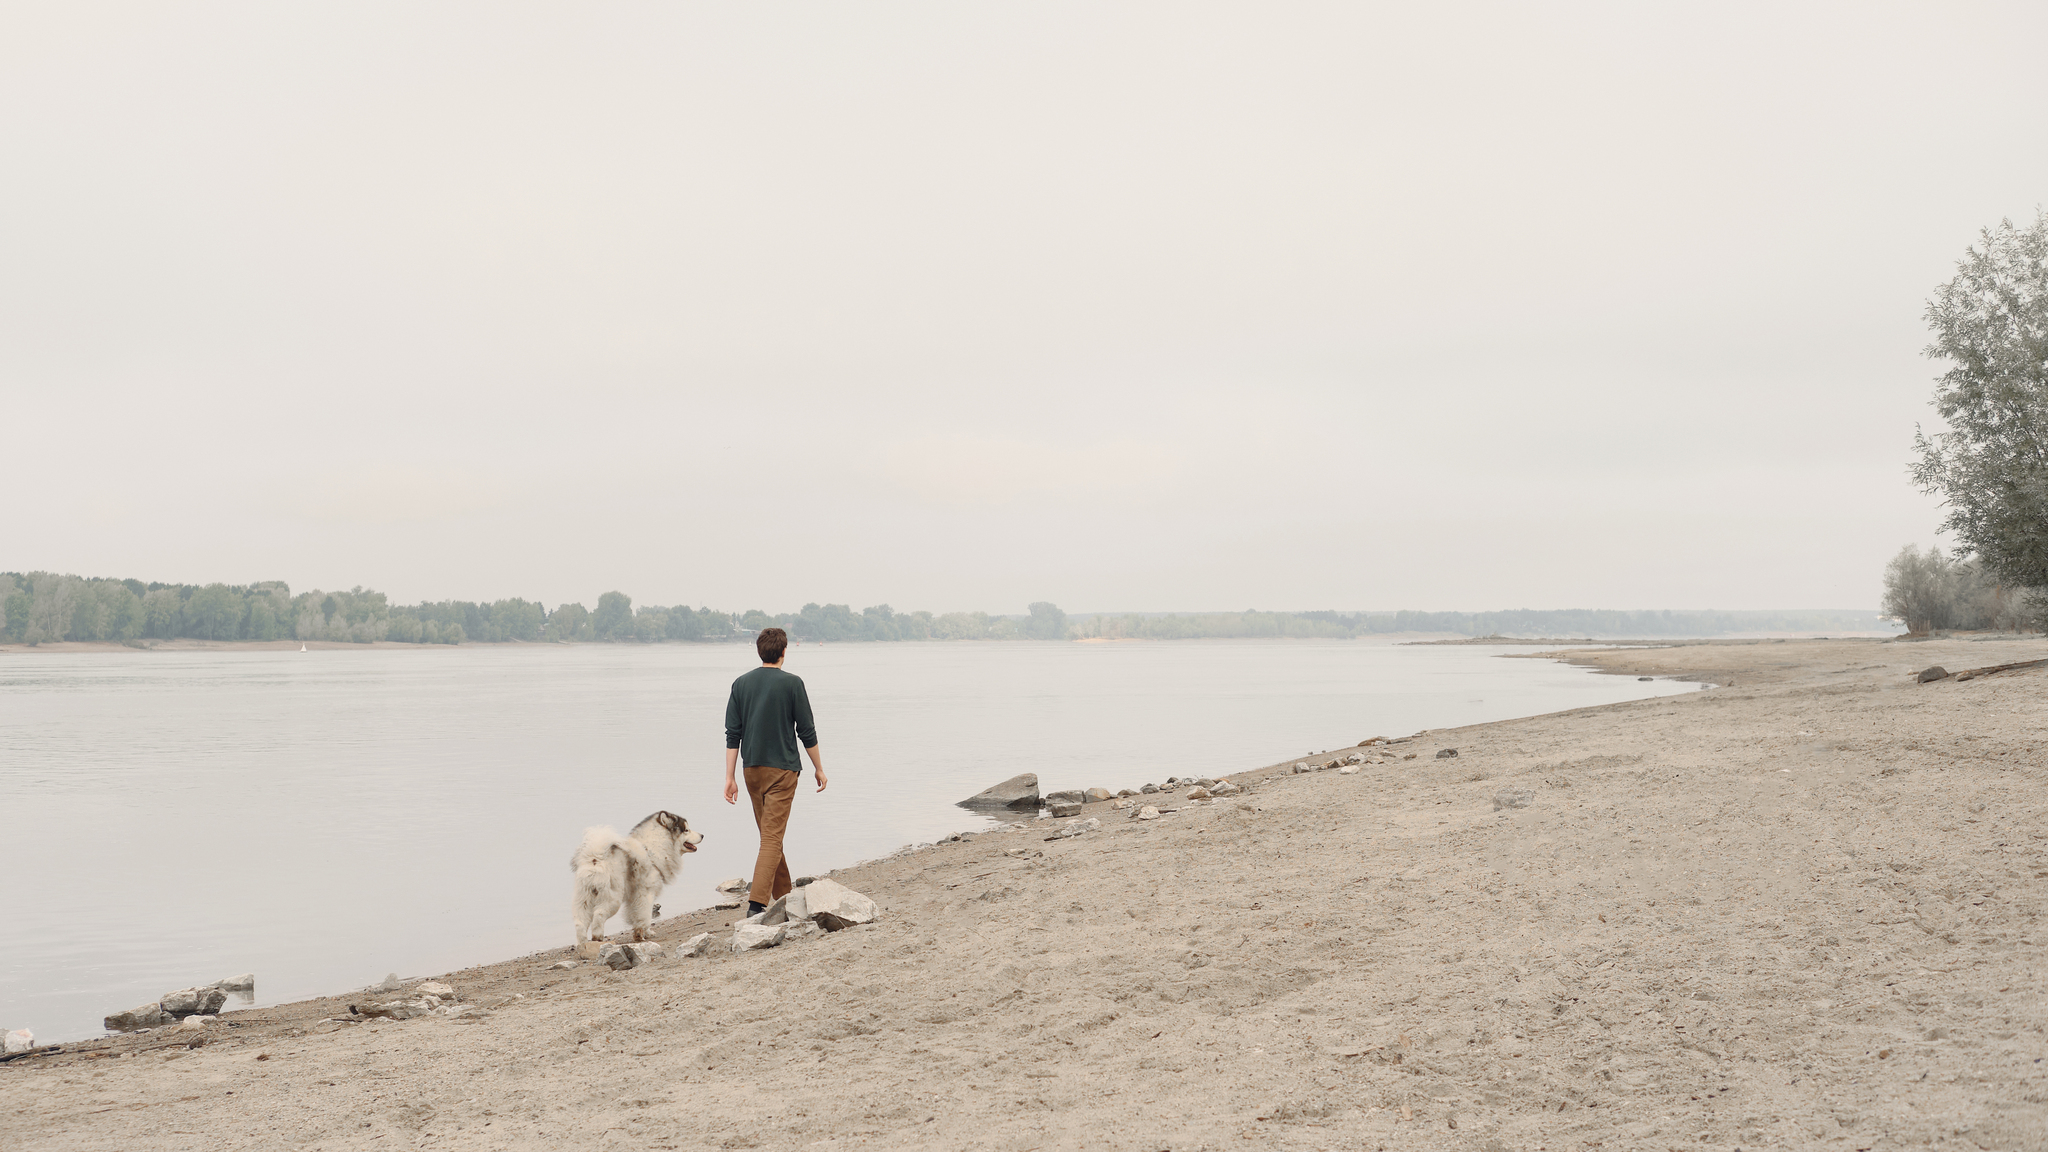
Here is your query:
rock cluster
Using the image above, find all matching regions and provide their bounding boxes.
[732,878,880,954]
[352,980,463,1021]
[104,973,255,1033]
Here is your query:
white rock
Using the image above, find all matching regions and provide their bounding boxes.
[548,960,579,970]
[209,973,256,993]
[1049,817,1101,839]
[3,1029,32,1055]
[798,878,878,931]
[1112,798,1135,810]
[1292,763,1312,774]
[598,942,663,970]
[784,921,821,941]
[1338,765,1358,774]
[714,876,749,894]
[676,932,714,958]
[1136,805,1161,821]
[415,981,456,1000]
[713,898,744,910]
[1210,780,1241,796]
[104,1003,170,1032]
[372,973,404,993]
[159,986,228,1018]
[173,1015,218,1032]
[1185,788,1212,800]
[732,923,788,951]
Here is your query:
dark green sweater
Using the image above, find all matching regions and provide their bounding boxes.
[724,666,818,772]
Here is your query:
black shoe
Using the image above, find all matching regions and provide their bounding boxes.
[747,901,766,916]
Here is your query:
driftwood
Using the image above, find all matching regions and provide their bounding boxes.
[1925,658,2048,684]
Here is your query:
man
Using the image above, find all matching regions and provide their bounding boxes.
[724,627,826,916]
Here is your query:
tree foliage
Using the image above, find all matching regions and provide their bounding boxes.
[1912,211,2048,586]
[1879,545,2037,634]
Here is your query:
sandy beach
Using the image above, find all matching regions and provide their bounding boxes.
[4,637,2044,1150]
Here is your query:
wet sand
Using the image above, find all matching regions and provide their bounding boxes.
[4,637,2044,1150]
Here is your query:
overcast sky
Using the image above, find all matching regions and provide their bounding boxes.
[4,2,2044,614]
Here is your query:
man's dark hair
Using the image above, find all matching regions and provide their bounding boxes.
[756,627,788,664]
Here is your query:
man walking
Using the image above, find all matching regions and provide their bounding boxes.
[724,627,825,916]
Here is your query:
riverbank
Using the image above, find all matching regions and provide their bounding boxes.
[5,637,2044,1149]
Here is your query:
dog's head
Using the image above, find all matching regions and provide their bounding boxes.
[652,810,702,853]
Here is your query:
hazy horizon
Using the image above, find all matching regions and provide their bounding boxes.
[6,3,2046,612]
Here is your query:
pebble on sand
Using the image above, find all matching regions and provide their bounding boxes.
[3,1029,32,1055]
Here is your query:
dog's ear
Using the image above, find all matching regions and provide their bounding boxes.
[659,811,685,834]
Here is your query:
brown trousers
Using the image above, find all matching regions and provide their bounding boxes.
[744,765,799,905]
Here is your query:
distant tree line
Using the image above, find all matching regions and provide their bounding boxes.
[0,570,1900,646]
[1070,607,1897,640]
[0,572,1064,647]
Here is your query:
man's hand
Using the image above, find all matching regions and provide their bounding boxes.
[814,767,829,793]
[724,775,740,804]
[724,748,740,805]
[807,744,826,792]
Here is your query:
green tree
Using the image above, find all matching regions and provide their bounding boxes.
[183,583,242,640]
[1022,601,1068,640]
[545,602,591,642]
[1913,211,2048,587]
[592,591,634,641]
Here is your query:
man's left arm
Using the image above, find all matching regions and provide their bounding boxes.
[795,681,824,791]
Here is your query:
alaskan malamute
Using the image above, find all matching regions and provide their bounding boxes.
[570,811,701,955]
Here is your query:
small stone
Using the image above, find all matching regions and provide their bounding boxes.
[733,923,788,952]
[713,898,743,909]
[783,921,821,941]
[1085,787,1113,801]
[1338,765,1358,774]
[714,876,749,894]
[1185,788,1212,800]
[1112,798,1135,810]
[104,1003,170,1032]
[355,1000,431,1020]
[209,973,256,993]
[174,1015,217,1032]
[1047,818,1101,840]
[1917,666,1948,684]
[676,932,714,958]
[1048,800,1084,818]
[549,960,579,970]
[1492,787,1534,810]
[599,942,662,969]
[1140,783,1159,794]
[373,972,404,993]
[159,986,228,1019]
[1116,789,1136,798]
[1044,789,1088,807]
[800,878,879,930]
[961,772,1041,810]
[4,1029,33,1055]
[1293,763,1312,774]
[415,981,456,1001]
[1435,748,1459,759]
[1210,780,1241,796]
[1136,805,1161,821]
[1344,753,1365,765]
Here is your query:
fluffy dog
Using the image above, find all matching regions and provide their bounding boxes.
[570,811,701,953]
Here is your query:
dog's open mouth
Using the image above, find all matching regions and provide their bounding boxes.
[683,842,699,852]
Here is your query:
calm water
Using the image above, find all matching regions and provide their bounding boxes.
[0,640,1695,1042]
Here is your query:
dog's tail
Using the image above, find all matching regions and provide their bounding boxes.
[571,826,622,893]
